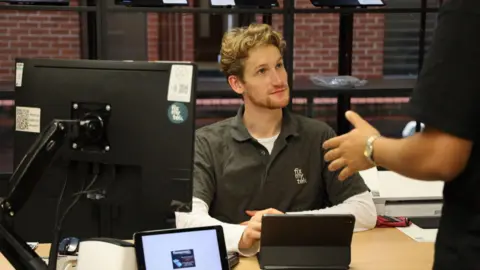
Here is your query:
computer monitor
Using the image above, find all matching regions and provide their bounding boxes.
[0,0,69,5]
[209,0,277,7]
[115,0,189,7]
[310,0,384,7]
[235,0,278,7]
[11,58,196,243]
[210,0,234,7]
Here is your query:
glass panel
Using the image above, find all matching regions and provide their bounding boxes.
[424,12,438,61]
[105,11,148,61]
[382,12,421,77]
[348,1,438,138]
[380,0,439,77]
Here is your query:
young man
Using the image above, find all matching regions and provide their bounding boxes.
[322,1,480,269]
[175,23,377,256]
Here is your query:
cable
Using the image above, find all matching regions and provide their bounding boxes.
[46,167,69,270]
[54,174,68,228]
[58,174,98,227]
[71,188,102,197]
[47,166,99,270]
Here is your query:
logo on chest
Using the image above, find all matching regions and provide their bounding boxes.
[294,168,307,184]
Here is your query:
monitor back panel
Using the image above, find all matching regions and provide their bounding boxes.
[12,59,196,242]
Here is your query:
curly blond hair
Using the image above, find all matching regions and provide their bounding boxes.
[219,23,286,81]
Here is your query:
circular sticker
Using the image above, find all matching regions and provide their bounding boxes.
[167,102,188,124]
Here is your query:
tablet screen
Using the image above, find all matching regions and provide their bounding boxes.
[210,0,235,6]
[141,228,223,270]
[163,0,188,4]
[357,0,383,5]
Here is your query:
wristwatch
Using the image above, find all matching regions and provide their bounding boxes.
[364,135,381,166]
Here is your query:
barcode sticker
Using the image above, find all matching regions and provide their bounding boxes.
[167,64,193,103]
[15,62,24,87]
[15,106,41,133]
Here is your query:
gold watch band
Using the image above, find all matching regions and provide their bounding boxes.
[365,135,381,166]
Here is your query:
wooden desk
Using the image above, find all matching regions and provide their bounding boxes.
[0,228,434,270]
[236,228,434,270]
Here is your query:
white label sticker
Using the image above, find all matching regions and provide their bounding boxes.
[15,106,41,133]
[167,64,193,103]
[15,62,24,87]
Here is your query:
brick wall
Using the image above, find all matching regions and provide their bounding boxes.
[0,1,161,82]
[147,13,159,61]
[352,13,384,78]
[0,0,384,82]
[240,0,383,79]
[181,0,195,62]
[279,0,384,79]
[0,1,81,82]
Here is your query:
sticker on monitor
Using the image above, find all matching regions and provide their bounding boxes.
[15,106,41,133]
[171,249,196,269]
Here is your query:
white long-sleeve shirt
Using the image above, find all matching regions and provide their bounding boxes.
[175,190,377,257]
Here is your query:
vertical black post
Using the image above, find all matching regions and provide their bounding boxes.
[85,0,97,59]
[79,0,90,59]
[95,0,108,60]
[337,10,354,134]
[262,6,272,25]
[416,0,427,133]
[417,0,427,71]
[239,13,255,27]
[338,12,353,76]
[283,0,294,111]
[263,14,272,25]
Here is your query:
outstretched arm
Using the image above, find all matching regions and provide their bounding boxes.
[372,127,471,181]
[286,191,377,231]
[323,1,480,182]
[323,112,472,182]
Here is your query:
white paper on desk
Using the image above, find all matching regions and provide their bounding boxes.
[397,224,438,242]
[359,167,380,196]
[27,242,38,250]
[377,171,444,199]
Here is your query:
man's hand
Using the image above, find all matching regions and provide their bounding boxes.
[323,111,380,181]
[238,208,283,249]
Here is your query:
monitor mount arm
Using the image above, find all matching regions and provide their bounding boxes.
[0,114,107,270]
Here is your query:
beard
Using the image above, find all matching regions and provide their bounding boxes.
[244,88,290,110]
